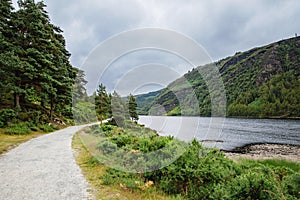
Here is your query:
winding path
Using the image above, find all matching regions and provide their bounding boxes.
[0,125,89,200]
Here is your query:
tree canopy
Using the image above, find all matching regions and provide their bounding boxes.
[0,0,78,125]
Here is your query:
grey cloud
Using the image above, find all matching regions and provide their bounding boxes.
[12,0,300,95]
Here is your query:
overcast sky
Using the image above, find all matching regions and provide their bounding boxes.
[12,0,300,95]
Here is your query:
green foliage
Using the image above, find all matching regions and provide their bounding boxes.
[97,139,118,154]
[257,159,300,172]
[86,123,300,199]
[0,0,78,125]
[72,102,97,124]
[111,91,127,127]
[0,109,16,127]
[135,90,162,114]
[4,123,31,135]
[29,126,39,131]
[95,83,110,122]
[167,106,181,116]
[38,124,56,132]
[282,173,300,198]
[101,173,115,185]
[128,94,139,121]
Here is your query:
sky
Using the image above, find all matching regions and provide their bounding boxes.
[12,0,300,95]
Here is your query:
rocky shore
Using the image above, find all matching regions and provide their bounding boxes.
[224,143,300,162]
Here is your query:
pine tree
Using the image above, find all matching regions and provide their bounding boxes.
[95,83,109,124]
[111,91,126,127]
[73,68,88,104]
[128,94,138,122]
[12,0,76,120]
[0,0,20,108]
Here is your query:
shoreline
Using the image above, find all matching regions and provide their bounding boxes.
[223,143,300,162]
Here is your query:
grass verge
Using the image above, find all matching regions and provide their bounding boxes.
[72,130,172,200]
[0,124,68,155]
[0,129,46,155]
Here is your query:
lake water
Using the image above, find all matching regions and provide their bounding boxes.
[138,116,300,151]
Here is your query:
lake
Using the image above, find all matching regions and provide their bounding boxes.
[138,116,300,151]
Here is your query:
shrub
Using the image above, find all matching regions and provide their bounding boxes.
[111,134,132,147]
[4,124,31,135]
[100,124,115,132]
[86,122,300,199]
[283,173,300,198]
[223,169,280,200]
[95,124,116,137]
[38,124,54,132]
[102,173,115,185]
[97,140,118,154]
[87,156,100,166]
[30,126,40,131]
[149,141,239,199]
[0,109,16,127]
[0,121,4,128]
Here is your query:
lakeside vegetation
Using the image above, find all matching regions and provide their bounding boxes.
[75,121,300,200]
[73,129,171,200]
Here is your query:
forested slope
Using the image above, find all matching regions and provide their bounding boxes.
[138,36,300,118]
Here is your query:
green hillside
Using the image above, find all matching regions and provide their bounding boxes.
[138,36,300,118]
[135,90,162,114]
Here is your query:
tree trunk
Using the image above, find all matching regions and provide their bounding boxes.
[14,92,20,108]
[50,101,55,122]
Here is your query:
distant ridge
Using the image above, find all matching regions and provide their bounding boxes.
[137,36,300,118]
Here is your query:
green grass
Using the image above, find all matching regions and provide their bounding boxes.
[0,129,46,155]
[257,159,300,172]
[4,124,31,135]
[0,123,67,155]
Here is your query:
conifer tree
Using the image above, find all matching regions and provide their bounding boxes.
[111,91,126,127]
[0,0,20,108]
[128,94,138,122]
[95,83,109,124]
[13,0,76,120]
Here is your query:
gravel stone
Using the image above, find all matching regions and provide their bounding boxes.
[0,125,89,200]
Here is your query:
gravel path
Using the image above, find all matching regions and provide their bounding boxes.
[0,125,89,200]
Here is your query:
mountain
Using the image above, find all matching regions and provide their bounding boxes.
[135,90,162,114]
[137,36,300,118]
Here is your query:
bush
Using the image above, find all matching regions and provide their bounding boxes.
[215,169,280,200]
[111,134,132,147]
[4,124,31,135]
[0,121,4,128]
[102,173,115,185]
[86,122,300,200]
[97,140,118,154]
[283,173,300,198]
[0,109,16,127]
[38,124,54,132]
[18,110,45,125]
[30,126,39,131]
[100,124,115,132]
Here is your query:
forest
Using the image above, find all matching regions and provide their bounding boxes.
[0,0,79,130]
